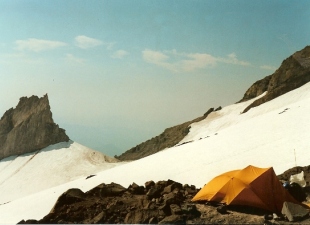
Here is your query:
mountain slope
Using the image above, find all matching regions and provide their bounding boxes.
[116,107,217,161]
[118,46,310,161]
[0,141,123,204]
[2,80,310,223]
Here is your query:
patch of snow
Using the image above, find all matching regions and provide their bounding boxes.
[0,141,125,204]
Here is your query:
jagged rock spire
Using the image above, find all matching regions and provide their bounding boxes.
[0,94,69,159]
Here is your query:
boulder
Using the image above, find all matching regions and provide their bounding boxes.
[86,182,126,197]
[170,204,182,215]
[124,209,164,224]
[50,188,86,213]
[146,185,162,199]
[281,201,309,222]
[145,180,155,190]
[128,182,145,195]
[159,215,186,224]
[162,181,183,194]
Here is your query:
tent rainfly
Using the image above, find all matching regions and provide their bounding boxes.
[192,165,301,213]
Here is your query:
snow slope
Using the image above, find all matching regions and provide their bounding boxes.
[1,82,310,223]
[0,141,124,204]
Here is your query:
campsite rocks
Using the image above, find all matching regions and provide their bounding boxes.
[19,179,201,224]
[158,215,186,224]
[18,176,310,224]
[0,94,69,160]
[86,182,127,197]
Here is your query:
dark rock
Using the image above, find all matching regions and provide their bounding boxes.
[50,188,86,213]
[124,209,164,224]
[170,204,182,215]
[163,191,184,206]
[84,211,106,224]
[17,219,38,224]
[86,174,96,179]
[128,182,145,195]
[145,180,155,190]
[86,182,126,197]
[181,204,201,218]
[155,180,170,191]
[0,94,69,160]
[217,205,228,214]
[159,215,186,224]
[146,185,162,200]
[162,181,182,194]
[204,107,214,117]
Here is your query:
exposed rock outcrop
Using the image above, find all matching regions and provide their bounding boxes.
[240,46,310,112]
[19,167,310,224]
[18,179,201,224]
[0,94,69,160]
[238,75,272,102]
[116,108,217,161]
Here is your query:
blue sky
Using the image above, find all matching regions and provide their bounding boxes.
[0,0,309,156]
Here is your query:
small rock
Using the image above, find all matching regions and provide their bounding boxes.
[170,204,182,215]
[159,215,185,224]
[216,205,228,214]
[145,181,155,190]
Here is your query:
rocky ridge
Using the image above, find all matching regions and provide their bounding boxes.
[0,94,69,160]
[116,107,219,161]
[240,45,310,112]
[118,46,310,162]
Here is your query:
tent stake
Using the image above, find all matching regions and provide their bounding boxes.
[294,149,297,167]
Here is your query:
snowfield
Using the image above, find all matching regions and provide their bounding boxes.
[1,82,310,223]
[0,141,123,204]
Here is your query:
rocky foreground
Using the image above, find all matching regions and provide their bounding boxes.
[18,165,310,224]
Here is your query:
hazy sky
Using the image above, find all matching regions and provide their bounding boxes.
[1,0,309,156]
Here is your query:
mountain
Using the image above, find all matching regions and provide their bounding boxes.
[0,94,69,159]
[117,46,310,161]
[2,73,310,223]
[0,94,123,205]
[1,46,310,223]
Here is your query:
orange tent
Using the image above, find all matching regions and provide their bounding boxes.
[192,165,300,213]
